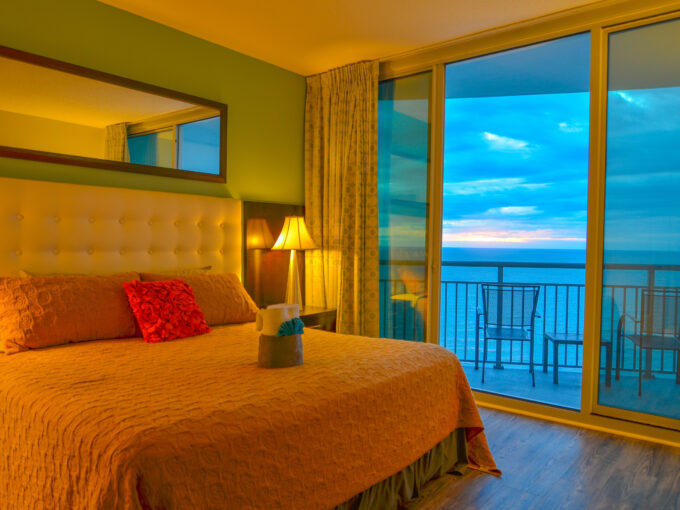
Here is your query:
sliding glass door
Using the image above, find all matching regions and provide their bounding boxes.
[597,15,680,427]
[377,6,680,434]
[378,73,431,341]
[440,34,590,408]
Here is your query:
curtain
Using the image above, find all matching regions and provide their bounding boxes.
[304,61,379,337]
[105,123,130,162]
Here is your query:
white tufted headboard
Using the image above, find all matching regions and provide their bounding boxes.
[0,177,242,277]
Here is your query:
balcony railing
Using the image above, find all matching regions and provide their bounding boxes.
[380,259,680,376]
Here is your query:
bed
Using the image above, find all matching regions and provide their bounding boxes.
[0,177,497,509]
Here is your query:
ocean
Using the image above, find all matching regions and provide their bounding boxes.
[441,247,585,286]
[380,247,586,285]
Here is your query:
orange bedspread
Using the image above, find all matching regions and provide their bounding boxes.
[0,324,497,510]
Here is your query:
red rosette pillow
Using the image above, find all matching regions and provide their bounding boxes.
[123,280,210,343]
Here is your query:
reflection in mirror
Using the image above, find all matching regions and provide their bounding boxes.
[0,48,226,181]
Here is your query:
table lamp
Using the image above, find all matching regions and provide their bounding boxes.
[246,218,274,250]
[272,216,317,308]
[246,218,274,306]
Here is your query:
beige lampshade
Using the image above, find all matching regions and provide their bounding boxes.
[246,218,274,249]
[272,216,317,251]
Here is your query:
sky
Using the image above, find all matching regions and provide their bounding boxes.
[178,116,220,174]
[603,87,680,262]
[378,28,680,263]
[380,87,680,260]
[442,92,590,251]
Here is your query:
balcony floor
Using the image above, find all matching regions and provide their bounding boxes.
[461,361,582,409]
[460,361,680,419]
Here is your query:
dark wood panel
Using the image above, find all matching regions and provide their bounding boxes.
[243,201,303,307]
[407,408,680,510]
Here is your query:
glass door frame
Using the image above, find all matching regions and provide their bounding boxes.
[380,0,680,443]
[587,10,680,431]
[424,64,445,344]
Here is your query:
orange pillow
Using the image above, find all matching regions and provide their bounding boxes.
[140,273,258,326]
[0,273,140,354]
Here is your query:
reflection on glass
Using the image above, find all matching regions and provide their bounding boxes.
[128,129,173,167]
[177,116,220,174]
[599,17,680,421]
[378,72,431,341]
[442,33,590,408]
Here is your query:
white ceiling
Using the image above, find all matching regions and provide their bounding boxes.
[98,0,604,75]
[1,56,198,128]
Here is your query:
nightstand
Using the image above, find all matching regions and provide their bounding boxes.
[300,306,337,332]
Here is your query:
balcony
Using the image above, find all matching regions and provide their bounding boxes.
[380,260,680,410]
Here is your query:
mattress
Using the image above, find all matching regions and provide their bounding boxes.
[0,323,496,509]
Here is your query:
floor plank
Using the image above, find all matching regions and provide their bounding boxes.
[406,408,680,510]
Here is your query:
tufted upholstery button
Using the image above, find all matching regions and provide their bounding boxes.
[197,221,204,228]
[53,248,60,255]
[15,249,22,256]
[148,220,153,226]
[219,248,224,254]
[54,216,61,223]
[148,248,153,255]
[16,213,24,221]
[87,248,94,255]
[220,223,225,229]
[120,249,126,255]
[89,217,96,223]
[174,221,180,227]
[197,249,202,255]
[174,248,179,255]
[119,218,125,225]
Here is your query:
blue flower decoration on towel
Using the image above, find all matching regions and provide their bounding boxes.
[276,317,305,337]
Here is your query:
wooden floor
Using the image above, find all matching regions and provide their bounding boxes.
[406,408,680,510]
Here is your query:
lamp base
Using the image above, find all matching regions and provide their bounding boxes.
[285,249,302,307]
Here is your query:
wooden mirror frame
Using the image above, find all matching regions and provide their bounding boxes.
[0,45,228,183]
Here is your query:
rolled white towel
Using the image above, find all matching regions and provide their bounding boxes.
[255,303,300,336]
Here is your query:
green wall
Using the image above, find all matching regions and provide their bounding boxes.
[0,0,306,204]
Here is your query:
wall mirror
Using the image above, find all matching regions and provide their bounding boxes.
[0,46,227,182]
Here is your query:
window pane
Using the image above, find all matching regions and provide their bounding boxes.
[442,33,590,408]
[128,129,173,167]
[378,72,431,341]
[599,17,680,421]
[177,116,220,174]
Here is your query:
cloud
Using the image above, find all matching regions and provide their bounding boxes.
[442,228,585,245]
[482,132,531,152]
[614,91,646,107]
[558,122,584,133]
[441,219,586,247]
[443,178,550,196]
[606,170,679,184]
[486,206,539,216]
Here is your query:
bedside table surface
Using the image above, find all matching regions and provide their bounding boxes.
[300,306,335,316]
[299,307,337,332]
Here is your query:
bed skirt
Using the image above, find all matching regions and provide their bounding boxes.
[334,428,468,510]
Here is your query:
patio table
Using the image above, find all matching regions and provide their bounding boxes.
[543,332,611,386]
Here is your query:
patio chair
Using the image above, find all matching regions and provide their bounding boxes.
[616,288,680,396]
[476,283,541,387]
